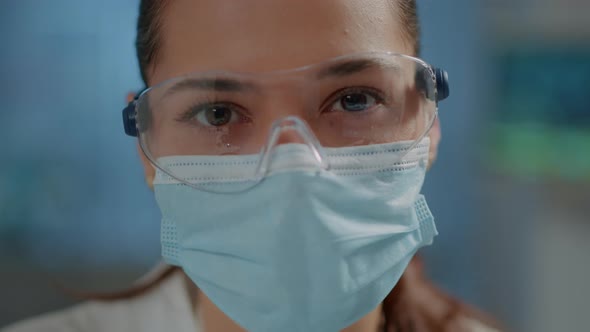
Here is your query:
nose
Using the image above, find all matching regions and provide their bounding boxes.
[255,116,329,176]
[274,128,308,146]
[266,116,320,148]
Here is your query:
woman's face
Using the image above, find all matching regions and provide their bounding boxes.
[149,0,410,85]
[137,0,441,181]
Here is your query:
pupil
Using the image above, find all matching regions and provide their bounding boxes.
[206,107,231,126]
[341,94,368,111]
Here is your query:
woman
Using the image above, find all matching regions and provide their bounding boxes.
[4,0,502,331]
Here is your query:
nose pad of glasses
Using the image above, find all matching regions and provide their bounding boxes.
[274,129,308,146]
[255,116,330,178]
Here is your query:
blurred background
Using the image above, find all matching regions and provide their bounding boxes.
[1,0,589,331]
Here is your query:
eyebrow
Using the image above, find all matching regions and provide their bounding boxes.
[316,58,401,79]
[163,58,400,96]
[165,78,258,97]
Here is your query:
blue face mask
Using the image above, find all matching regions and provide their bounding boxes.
[154,138,437,332]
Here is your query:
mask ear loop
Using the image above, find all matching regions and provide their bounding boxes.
[254,116,330,179]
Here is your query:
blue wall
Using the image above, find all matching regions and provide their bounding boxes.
[419,0,489,303]
[0,2,162,323]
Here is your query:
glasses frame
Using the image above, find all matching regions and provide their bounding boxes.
[121,52,450,191]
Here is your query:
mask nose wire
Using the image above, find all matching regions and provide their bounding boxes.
[254,116,330,178]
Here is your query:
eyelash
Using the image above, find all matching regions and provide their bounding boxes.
[321,86,387,113]
[176,101,248,123]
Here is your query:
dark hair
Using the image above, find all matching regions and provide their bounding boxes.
[136,0,171,85]
[135,0,420,86]
[398,0,421,55]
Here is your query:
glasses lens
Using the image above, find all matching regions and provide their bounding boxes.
[137,53,437,188]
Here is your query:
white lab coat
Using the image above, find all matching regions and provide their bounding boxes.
[1,270,202,332]
[2,268,501,332]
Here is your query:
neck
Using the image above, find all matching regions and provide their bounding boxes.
[194,287,382,332]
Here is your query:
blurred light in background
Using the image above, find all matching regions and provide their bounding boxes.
[478,1,590,331]
[1,1,589,331]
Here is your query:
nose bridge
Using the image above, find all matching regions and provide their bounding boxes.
[261,75,317,123]
[251,76,329,176]
[268,116,321,150]
[275,127,308,145]
[255,116,329,177]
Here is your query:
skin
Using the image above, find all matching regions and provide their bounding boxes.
[131,0,442,331]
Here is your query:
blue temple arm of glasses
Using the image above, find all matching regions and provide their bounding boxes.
[434,68,450,102]
[122,101,138,137]
[122,89,147,137]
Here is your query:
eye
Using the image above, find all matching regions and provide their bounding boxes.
[329,88,383,113]
[191,103,243,127]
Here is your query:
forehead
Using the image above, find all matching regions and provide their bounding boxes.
[152,0,408,85]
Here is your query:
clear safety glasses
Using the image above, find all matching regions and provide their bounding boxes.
[123,52,449,191]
